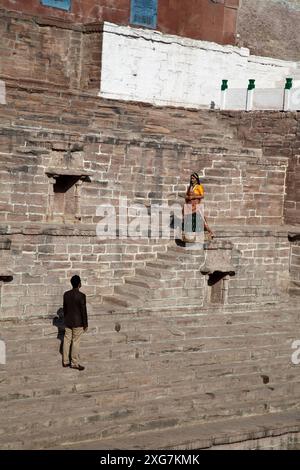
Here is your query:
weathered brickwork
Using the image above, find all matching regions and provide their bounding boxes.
[0,0,240,45]
[0,89,296,226]
[285,156,300,225]
[225,111,300,299]
[81,27,102,91]
[290,242,300,279]
[0,227,171,318]
[0,0,130,25]
[0,81,299,318]
[220,111,299,223]
[0,11,102,92]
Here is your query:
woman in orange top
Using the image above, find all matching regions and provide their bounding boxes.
[184,173,214,238]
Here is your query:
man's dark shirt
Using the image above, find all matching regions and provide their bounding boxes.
[63,289,88,329]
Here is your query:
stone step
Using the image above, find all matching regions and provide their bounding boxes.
[156,250,199,262]
[1,402,297,450]
[0,303,297,330]
[0,322,296,361]
[157,251,183,261]
[51,410,300,450]
[1,310,298,349]
[146,261,179,270]
[157,288,204,303]
[0,305,297,339]
[0,366,297,416]
[140,263,201,278]
[0,321,294,360]
[142,297,188,308]
[0,335,293,378]
[2,353,299,406]
[1,352,293,387]
[125,275,201,291]
[0,333,295,381]
[102,303,299,319]
[166,245,207,256]
[124,275,163,289]
[102,294,143,308]
[114,283,147,299]
[1,396,299,450]
[0,306,294,333]
[141,335,294,359]
[2,376,299,433]
[1,379,300,449]
[1,355,298,405]
[181,322,297,339]
[135,267,166,279]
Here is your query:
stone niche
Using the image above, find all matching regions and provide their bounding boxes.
[200,241,237,305]
[0,237,13,283]
[288,231,300,297]
[46,144,91,223]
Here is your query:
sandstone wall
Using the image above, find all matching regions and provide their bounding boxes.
[0,12,299,320]
[285,156,300,225]
[290,240,300,280]
[0,0,130,25]
[231,110,300,226]
[0,81,298,318]
[0,11,102,91]
[237,0,300,61]
[0,88,296,228]
[0,0,239,45]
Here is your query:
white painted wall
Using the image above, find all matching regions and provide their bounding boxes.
[99,22,300,109]
[0,80,6,105]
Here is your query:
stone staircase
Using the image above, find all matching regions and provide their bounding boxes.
[0,301,300,449]
[102,244,207,310]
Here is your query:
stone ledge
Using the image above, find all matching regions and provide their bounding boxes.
[214,224,300,238]
[0,222,97,237]
[0,223,299,238]
[0,300,298,326]
[0,7,83,32]
[53,410,300,450]
[45,168,92,182]
[0,7,103,33]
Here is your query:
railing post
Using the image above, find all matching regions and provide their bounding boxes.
[0,80,6,105]
[220,79,228,110]
[283,77,293,111]
[246,79,255,111]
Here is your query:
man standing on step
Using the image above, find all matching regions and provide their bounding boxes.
[62,275,88,371]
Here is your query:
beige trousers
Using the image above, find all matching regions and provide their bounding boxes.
[63,327,84,366]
